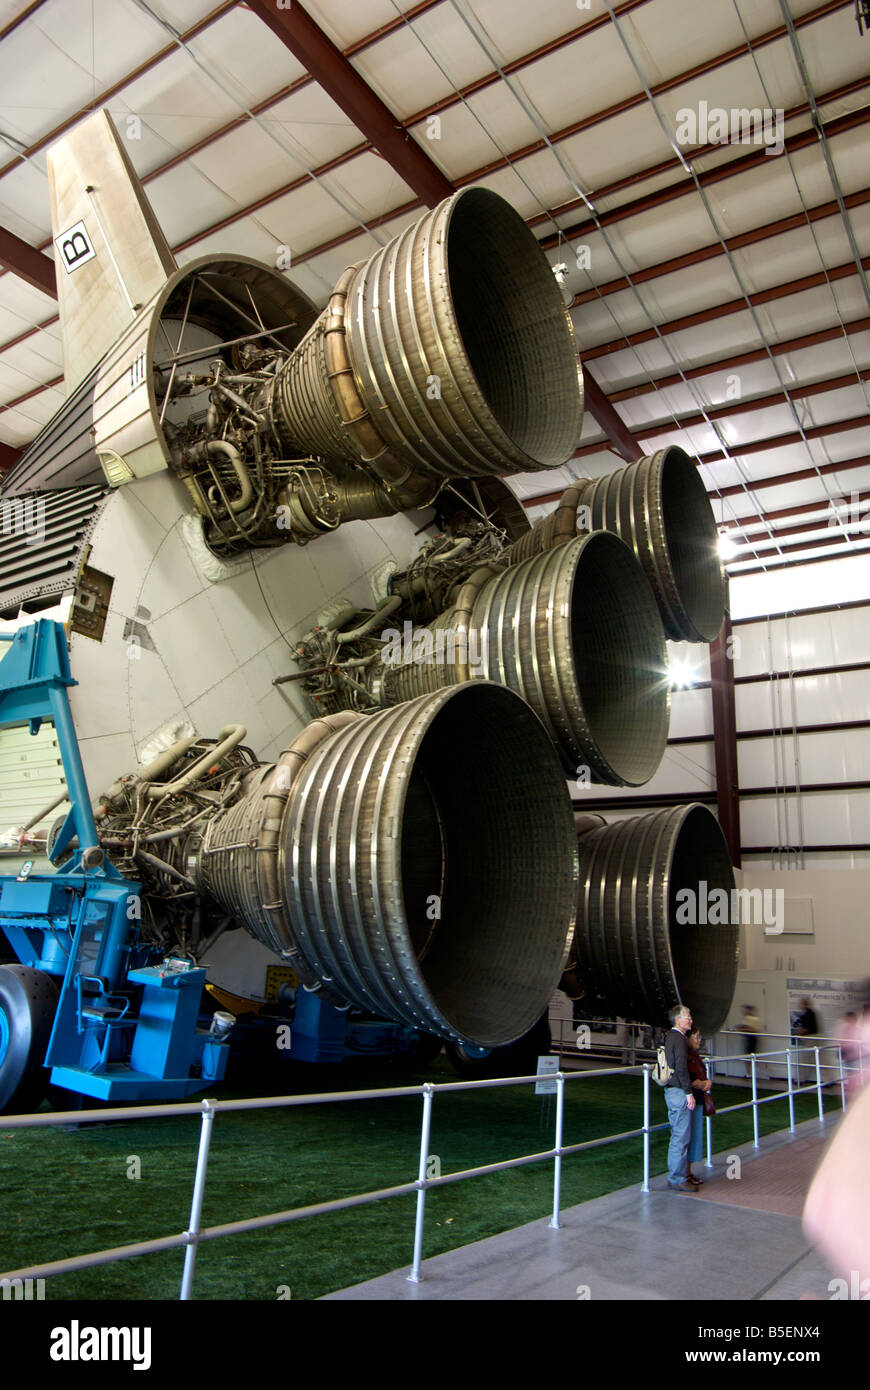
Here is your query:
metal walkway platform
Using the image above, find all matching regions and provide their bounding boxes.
[324,1117,838,1301]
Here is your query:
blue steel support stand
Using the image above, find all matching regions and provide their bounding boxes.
[0,622,231,1102]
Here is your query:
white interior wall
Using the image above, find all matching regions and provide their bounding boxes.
[730,556,870,864]
[587,553,870,864]
[723,866,870,1077]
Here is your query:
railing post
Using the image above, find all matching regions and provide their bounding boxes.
[838,1045,847,1111]
[703,1054,712,1169]
[786,1050,796,1132]
[641,1064,650,1193]
[549,1073,565,1229]
[751,1053,759,1148]
[815,1046,824,1122]
[408,1083,434,1284]
[180,1099,216,1301]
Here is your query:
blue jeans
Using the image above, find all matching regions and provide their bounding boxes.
[665,1088,692,1185]
[688,1099,704,1163]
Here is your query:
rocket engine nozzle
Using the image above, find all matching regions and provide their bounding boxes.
[564,803,738,1035]
[193,683,578,1048]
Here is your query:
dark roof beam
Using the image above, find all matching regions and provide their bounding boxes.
[0,441,21,475]
[581,370,642,463]
[582,257,870,358]
[608,318,870,403]
[245,0,626,460]
[722,488,870,532]
[0,225,55,298]
[573,371,870,459]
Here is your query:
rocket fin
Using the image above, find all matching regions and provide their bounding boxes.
[47,110,176,393]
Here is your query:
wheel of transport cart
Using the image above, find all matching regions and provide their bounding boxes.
[0,965,59,1114]
[445,1014,552,1079]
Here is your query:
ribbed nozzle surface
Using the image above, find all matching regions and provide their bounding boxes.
[273,187,583,479]
[282,684,577,1046]
[473,533,669,784]
[569,804,738,1035]
[576,448,725,642]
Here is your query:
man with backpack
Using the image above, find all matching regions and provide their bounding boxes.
[660,1004,697,1193]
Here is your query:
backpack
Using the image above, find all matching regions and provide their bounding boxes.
[652,1043,674,1087]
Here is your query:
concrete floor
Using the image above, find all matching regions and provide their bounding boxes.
[324,1117,838,1301]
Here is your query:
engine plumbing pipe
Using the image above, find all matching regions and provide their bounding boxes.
[143,725,247,800]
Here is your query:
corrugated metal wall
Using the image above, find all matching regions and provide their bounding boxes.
[0,724,68,837]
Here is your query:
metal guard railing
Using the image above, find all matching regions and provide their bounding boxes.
[0,1042,850,1299]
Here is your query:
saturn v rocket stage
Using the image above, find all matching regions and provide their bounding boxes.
[0,111,738,1047]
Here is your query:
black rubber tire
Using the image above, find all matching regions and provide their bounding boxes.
[446,1014,552,1079]
[391,1031,444,1070]
[0,966,59,1114]
[411,1032,445,1066]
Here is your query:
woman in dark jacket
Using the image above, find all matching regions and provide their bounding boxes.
[686,1028,715,1185]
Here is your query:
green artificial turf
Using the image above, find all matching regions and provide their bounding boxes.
[0,1057,839,1301]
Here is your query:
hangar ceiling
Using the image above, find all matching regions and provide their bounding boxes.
[0,0,868,579]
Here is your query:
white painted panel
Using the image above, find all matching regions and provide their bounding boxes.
[740,790,870,849]
[65,472,424,783]
[734,606,870,676]
[0,0,167,148]
[77,731,139,805]
[780,898,814,935]
[307,0,399,48]
[738,729,870,789]
[736,669,870,730]
[657,743,716,793]
[668,687,713,739]
[573,743,715,803]
[668,640,711,685]
[204,928,283,999]
[745,852,870,870]
[730,552,870,619]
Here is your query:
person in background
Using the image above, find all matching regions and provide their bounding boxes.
[793,997,818,1037]
[686,1027,714,1186]
[739,1003,762,1079]
[792,996,819,1087]
[836,983,870,1096]
[663,1004,696,1194]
